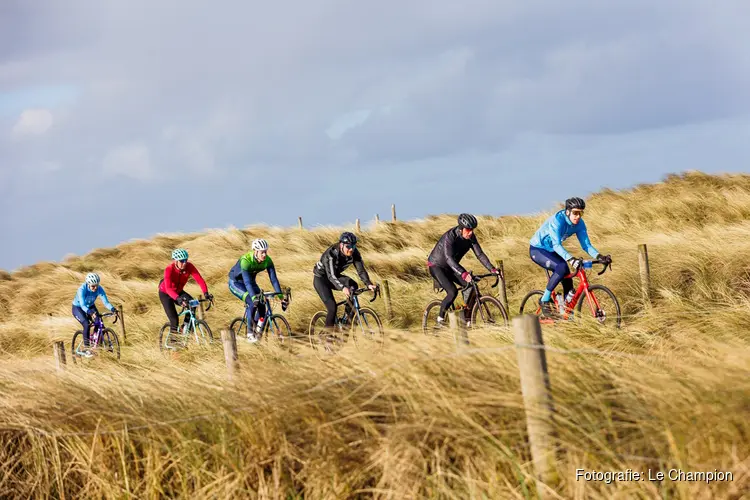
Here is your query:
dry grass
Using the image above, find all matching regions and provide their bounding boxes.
[1,170,749,498]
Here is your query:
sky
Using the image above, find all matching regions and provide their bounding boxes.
[1,0,750,271]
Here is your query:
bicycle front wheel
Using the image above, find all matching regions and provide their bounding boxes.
[576,284,622,329]
[100,328,121,360]
[351,307,384,349]
[190,320,214,346]
[267,314,292,346]
[471,296,509,329]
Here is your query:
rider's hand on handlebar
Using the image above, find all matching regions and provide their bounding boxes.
[368,284,378,292]
[343,287,352,298]
[567,257,583,271]
[204,292,214,301]
[598,254,612,265]
[490,267,500,276]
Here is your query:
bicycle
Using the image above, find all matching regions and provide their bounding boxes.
[229,288,293,345]
[158,296,215,352]
[519,258,621,328]
[71,310,121,363]
[422,272,509,334]
[308,284,384,352]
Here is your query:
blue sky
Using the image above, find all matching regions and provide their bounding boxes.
[1,0,749,271]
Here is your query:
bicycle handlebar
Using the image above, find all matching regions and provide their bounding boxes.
[460,272,500,290]
[346,284,380,303]
[100,310,119,324]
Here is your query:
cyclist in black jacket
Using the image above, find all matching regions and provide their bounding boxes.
[313,232,377,327]
[427,213,500,325]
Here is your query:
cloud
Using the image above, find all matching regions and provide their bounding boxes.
[11,108,53,138]
[102,142,154,181]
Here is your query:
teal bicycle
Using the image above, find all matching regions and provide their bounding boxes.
[228,287,293,345]
[158,296,214,352]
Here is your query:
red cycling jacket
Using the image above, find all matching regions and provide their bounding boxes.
[158,262,208,300]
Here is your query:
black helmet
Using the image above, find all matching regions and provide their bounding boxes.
[339,231,357,245]
[457,213,478,230]
[565,197,586,211]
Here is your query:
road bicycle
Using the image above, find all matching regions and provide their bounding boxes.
[422,272,509,334]
[71,310,121,363]
[229,287,293,345]
[308,284,383,352]
[519,258,621,328]
[158,296,215,352]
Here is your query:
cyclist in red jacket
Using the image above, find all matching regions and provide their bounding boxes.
[158,248,213,336]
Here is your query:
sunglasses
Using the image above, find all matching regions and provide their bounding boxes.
[570,210,584,217]
[344,244,356,250]
[178,259,188,264]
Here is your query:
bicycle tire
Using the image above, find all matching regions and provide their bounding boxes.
[229,317,246,338]
[421,300,444,334]
[158,323,180,352]
[267,314,292,345]
[351,307,384,349]
[100,328,121,360]
[308,311,329,350]
[519,290,546,315]
[576,284,622,329]
[71,330,84,364]
[192,320,214,345]
[471,295,509,328]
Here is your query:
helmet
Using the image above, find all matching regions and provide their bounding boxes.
[171,248,189,261]
[339,232,357,245]
[565,197,586,211]
[85,273,100,285]
[252,238,269,251]
[457,213,478,230]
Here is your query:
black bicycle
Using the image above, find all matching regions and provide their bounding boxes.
[308,284,384,352]
[422,272,509,334]
[229,287,293,345]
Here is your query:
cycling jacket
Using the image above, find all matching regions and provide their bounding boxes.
[228,252,281,295]
[427,226,494,276]
[529,210,599,261]
[158,262,209,300]
[72,283,115,313]
[313,243,372,290]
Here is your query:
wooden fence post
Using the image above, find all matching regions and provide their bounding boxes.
[391,204,397,223]
[382,280,393,322]
[448,311,469,346]
[196,295,206,321]
[513,315,558,498]
[53,341,66,372]
[375,214,380,225]
[355,218,361,232]
[638,244,651,308]
[496,260,509,313]
[117,303,127,344]
[221,329,239,381]
[298,216,303,230]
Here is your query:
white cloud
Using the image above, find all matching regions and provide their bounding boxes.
[11,109,53,138]
[102,142,154,181]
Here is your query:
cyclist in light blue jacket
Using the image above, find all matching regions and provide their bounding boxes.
[72,272,117,357]
[529,197,611,318]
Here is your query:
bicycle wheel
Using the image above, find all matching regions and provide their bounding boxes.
[99,328,121,360]
[576,284,622,329]
[158,323,185,352]
[471,296,509,329]
[267,314,292,346]
[229,317,247,339]
[423,299,457,336]
[71,330,84,364]
[351,307,384,349]
[519,290,565,324]
[191,320,214,345]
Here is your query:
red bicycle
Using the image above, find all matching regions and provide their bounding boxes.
[519,258,621,328]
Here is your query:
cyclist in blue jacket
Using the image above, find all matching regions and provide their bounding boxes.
[529,197,611,318]
[72,273,117,357]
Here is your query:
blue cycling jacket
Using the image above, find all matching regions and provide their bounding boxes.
[529,210,599,262]
[72,283,115,314]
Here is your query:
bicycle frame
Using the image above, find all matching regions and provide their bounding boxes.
[237,288,291,336]
[336,285,380,326]
[544,260,610,319]
[176,297,213,342]
[76,310,118,352]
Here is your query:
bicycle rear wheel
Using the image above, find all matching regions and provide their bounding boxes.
[471,296,509,329]
[351,307,384,349]
[71,330,84,364]
[229,317,247,339]
[421,300,459,337]
[576,284,622,329]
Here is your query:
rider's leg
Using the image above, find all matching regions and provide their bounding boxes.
[431,266,459,321]
[229,279,254,329]
[313,276,337,327]
[529,246,569,301]
[72,305,91,347]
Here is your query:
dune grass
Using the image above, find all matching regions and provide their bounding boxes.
[1,171,749,498]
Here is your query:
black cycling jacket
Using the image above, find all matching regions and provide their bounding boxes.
[427,226,494,276]
[313,243,373,290]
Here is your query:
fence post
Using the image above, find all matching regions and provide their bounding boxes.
[221,329,239,381]
[391,204,397,223]
[638,244,651,308]
[513,315,558,498]
[53,341,66,372]
[382,280,393,322]
[298,216,303,230]
[375,214,380,225]
[496,260,509,312]
[448,311,469,346]
[355,218,361,232]
[117,303,127,344]
[196,295,206,321]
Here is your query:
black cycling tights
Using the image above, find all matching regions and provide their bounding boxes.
[313,275,356,327]
[429,265,475,319]
[159,290,193,332]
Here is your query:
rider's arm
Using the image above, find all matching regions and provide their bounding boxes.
[266,259,283,295]
[75,284,90,314]
[97,286,116,311]
[548,217,574,261]
[471,237,495,272]
[444,232,468,276]
[239,257,257,298]
[353,250,373,287]
[575,221,600,258]
[187,263,209,295]
[323,248,347,290]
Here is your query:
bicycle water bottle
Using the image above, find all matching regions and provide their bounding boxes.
[255,316,265,334]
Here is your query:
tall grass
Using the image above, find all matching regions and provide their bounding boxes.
[1,171,749,498]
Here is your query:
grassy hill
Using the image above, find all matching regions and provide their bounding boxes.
[0,171,749,498]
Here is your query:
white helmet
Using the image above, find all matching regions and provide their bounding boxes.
[85,273,101,285]
[252,238,269,251]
